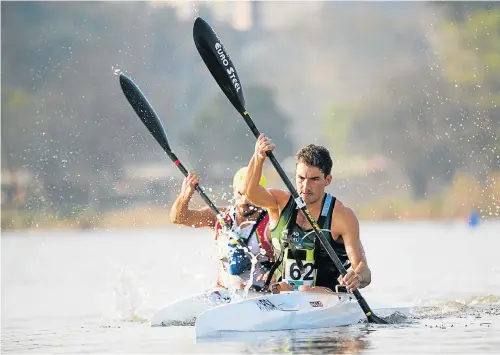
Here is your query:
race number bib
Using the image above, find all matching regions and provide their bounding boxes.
[283,248,316,289]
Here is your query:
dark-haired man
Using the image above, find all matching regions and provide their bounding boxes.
[241,134,371,294]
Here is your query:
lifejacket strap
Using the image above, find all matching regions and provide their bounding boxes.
[262,245,286,292]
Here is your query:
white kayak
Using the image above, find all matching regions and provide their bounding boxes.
[150,288,263,327]
[195,290,366,337]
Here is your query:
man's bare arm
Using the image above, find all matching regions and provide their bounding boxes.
[170,172,218,228]
[335,203,371,289]
[242,134,291,218]
[243,154,280,210]
[170,192,217,228]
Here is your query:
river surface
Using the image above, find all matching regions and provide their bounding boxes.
[2,221,500,353]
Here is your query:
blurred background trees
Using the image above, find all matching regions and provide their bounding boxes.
[2,1,499,229]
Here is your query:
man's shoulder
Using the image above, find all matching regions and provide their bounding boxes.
[267,188,291,202]
[268,188,291,212]
[332,199,359,223]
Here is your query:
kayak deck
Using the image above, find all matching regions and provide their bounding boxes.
[195,291,365,337]
[151,288,261,327]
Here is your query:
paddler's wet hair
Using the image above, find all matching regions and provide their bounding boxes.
[296,144,333,177]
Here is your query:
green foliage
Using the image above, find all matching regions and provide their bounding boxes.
[437,9,500,104]
[3,1,499,215]
[431,2,500,22]
[347,6,500,198]
[1,2,208,182]
[434,8,500,178]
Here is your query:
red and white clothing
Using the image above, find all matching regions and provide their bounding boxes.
[214,207,274,289]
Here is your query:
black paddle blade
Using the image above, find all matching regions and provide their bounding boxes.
[357,293,388,324]
[119,73,171,153]
[368,313,389,324]
[193,17,246,113]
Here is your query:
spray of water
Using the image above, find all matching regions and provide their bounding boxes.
[217,217,266,298]
[110,265,149,323]
[111,64,121,76]
[192,2,200,20]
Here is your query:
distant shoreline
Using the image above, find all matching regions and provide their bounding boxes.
[2,204,493,232]
[3,171,498,231]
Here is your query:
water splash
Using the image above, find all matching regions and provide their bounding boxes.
[111,65,122,76]
[410,294,500,320]
[243,252,259,297]
[111,266,149,323]
[192,2,200,20]
[217,222,260,294]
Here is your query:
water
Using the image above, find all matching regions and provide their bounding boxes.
[2,222,500,353]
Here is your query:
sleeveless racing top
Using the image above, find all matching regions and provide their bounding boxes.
[270,193,350,291]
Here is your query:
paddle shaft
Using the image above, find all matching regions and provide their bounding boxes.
[240,110,378,320]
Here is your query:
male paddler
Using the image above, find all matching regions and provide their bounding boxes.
[170,167,275,292]
[241,134,372,293]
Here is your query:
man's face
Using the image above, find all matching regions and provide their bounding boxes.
[295,161,331,204]
[233,188,259,217]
